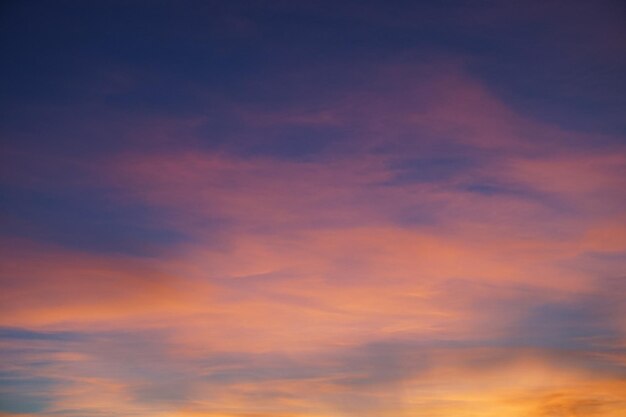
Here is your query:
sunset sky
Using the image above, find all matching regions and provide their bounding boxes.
[1,1,625,416]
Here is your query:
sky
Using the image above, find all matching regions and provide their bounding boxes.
[0,0,625,416]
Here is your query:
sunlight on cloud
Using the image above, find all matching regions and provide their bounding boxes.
[1,4,625,413]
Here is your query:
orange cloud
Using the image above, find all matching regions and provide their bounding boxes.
[2,61,624,416]
[0,239,211,329]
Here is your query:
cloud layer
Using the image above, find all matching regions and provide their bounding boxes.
[1,1,625,416]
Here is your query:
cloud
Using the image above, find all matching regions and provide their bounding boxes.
[1,38,625,416]
[0,239,211,328]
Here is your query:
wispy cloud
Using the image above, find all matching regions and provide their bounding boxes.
[1,1,625,415]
